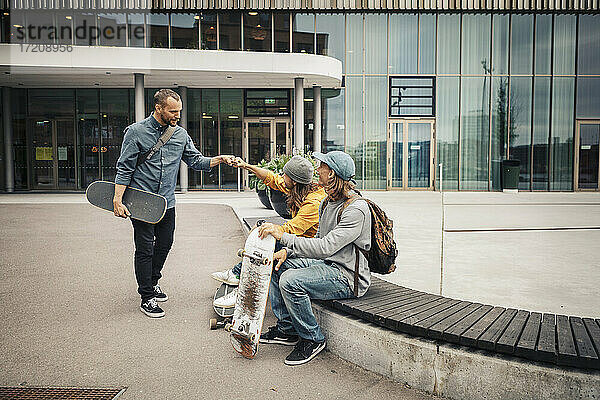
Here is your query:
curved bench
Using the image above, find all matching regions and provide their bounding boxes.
[242,216,600,371]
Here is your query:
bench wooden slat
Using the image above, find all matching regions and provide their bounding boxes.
[351,287,415,312]
[398,299,461,334]
[428,303,483,340]
[477,308,518,351]
[557,315,579,367]
[515,312,542,359]
[339,289,416,320]
[536,313,557,363]
[583,318,600,363]
[374,294,440,328]
[387,297,452,330]
[443,304,493,344]
[496,310,530,354]
[460,306,505,347]
[570,317,599,369]
[334,284,403,313]
[366,293,430,323]
[412,301,473,337]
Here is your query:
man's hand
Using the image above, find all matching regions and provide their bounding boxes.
[220,155,235,166]
[233,157,249,170]
[258,222,284,241]
[113,199,131,218]
[273,249,287,271]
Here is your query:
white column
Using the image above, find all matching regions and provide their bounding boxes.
[3,87,14,192]
[294,77,304,153]
[313,85,322,153]
[134,73,145,122]
[178,86,188,193]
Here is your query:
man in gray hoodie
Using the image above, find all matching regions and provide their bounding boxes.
[257,151,371,365]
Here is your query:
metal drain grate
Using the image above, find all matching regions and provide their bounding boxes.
[0,387,125,399]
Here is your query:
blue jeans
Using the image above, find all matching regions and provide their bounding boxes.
[231,241,283,276]
[270,257,355,343]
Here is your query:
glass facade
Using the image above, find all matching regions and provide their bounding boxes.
[2,12,599,192]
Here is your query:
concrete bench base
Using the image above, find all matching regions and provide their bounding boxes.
[314,304,600,400]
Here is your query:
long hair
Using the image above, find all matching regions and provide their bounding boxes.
[286,181,320,216]
[325,171,360,202]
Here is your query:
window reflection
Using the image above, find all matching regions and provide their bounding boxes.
[219,12,241,51]
[128,13,145,48]
[273,13,290,52]
[98,13,126,47]
[147,13,168,48]
[200,13,217,50]
[171,14,199,49]
[292,13,314,54]
[244,12,271,52]
[461,14,491,75]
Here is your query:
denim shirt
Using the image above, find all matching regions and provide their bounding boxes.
[115,114,212,209]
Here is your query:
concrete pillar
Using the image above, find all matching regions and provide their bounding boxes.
[3,87,14,192]
[313,85,322,153]
[178,86,188,193]
[294,77,304,153]
[134,73,145,122]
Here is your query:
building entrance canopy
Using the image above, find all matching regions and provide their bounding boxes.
[0,45,342,88]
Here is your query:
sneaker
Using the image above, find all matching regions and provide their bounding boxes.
[211,269,240,286]
[213,288,238,308]
[284,339,326,366]
[259,326,299,346]
[153,284,168,302]
[140,298,165,318]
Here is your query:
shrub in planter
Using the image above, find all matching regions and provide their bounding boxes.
[248,160,273,209]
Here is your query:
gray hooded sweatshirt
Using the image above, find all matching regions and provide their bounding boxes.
[280,196,372,297]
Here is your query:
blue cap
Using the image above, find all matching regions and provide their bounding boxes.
[313,151,356,183]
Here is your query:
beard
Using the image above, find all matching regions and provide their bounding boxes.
[159,113,178,127]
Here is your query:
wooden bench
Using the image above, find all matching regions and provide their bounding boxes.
[242,217,600,371]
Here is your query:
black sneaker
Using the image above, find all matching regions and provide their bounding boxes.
[259,326,299,346]
[153,284,168,302]
[140,298,165,318]
[284,339,326,366]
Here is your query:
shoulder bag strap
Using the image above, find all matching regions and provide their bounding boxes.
[136,125,177,168]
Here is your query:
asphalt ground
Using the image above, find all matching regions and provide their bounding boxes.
[0,202,437,400]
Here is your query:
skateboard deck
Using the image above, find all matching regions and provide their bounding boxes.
[85,180,167,224]
[226,222,275,359]
[209,283,235,330]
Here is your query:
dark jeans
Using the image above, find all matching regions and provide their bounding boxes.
[231,240,284,276]
[131,207,176,302]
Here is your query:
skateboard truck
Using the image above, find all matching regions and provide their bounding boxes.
[237,249,270,265]
[224,322,257,343]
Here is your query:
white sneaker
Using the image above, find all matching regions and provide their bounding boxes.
[213,288,238,308]
[211,269,240,286]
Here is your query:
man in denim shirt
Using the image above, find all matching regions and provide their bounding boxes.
[113,89,234,318]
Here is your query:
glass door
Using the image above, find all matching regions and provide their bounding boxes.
[575,121,600,191]
[243,118,290,188]
[388,120,435,190]
[30,118,76,190]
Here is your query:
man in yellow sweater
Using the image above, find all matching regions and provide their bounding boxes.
[211,155,327,308]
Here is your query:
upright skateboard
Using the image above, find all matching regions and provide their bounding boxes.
[209,282,236,330]
[225,221,275,359]
[85,181,167,224]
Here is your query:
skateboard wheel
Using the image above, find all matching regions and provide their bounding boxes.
[256,219,266,227]
[210,318,217,330]
[261,257,269,265]
[237,249,245,258]
[224,323,232,332]
[250,333,256,342]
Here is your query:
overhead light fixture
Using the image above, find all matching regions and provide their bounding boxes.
[226,76,233,79]
[105,71,111,75]
[194,15,200,20]
[249,12,258,16]
[13,24,23,28]
[228,115,239,119]
[3,12,9,16]
[257,24,261,28]
[65,15,72,20]
[80,118,84,120]
[94,83,100,86]
[202,115,213,119]
[103,114,107,117]
[304,98,313,102]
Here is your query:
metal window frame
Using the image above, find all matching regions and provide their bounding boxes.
[388,76,436,118]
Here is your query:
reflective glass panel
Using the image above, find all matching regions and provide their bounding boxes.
[317,14,345,69]
[187,89,202,189]
[364,77,387,189]
[1,12,9,43]
[322,89,345,152]
[77,89,99,188]
[202,89,219,188]
[553,15,576,75]
[219,12,241,51]
[200,13,217,50]
[365,14,386,74]
[535,14,552,75]
[510,15,533,75]
[346,76,363,186]
[98,13,126,47]
[248,122,271,165]
[419,14,436,74]
[391,123,403,188]
[128,13,145,48]
[274,13,290,52]
[220,89,243,189]
[408,122,431,188]
[436,77,459,190]
[460,77,490,190]
[346,14,363,74]
[438,14,460,74]
[578,15,600,75]
[25,11,55,44]
[244,12,271,52]
[292,13,314,53]
[578,124,599,189]
[171,14,199,49]
[147,13,168,48]
[389,14,417,74]
[100,89,130,182]
[492,14,509,75]
[509,77,533,190]
[490,77,509,190]
[55,12,74,45]
[532,77,550,190]
[550,78,574,190]
[461,14,491,75]
[576,77,600,119]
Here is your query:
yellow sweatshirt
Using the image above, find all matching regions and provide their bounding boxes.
[263,171,327,238]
